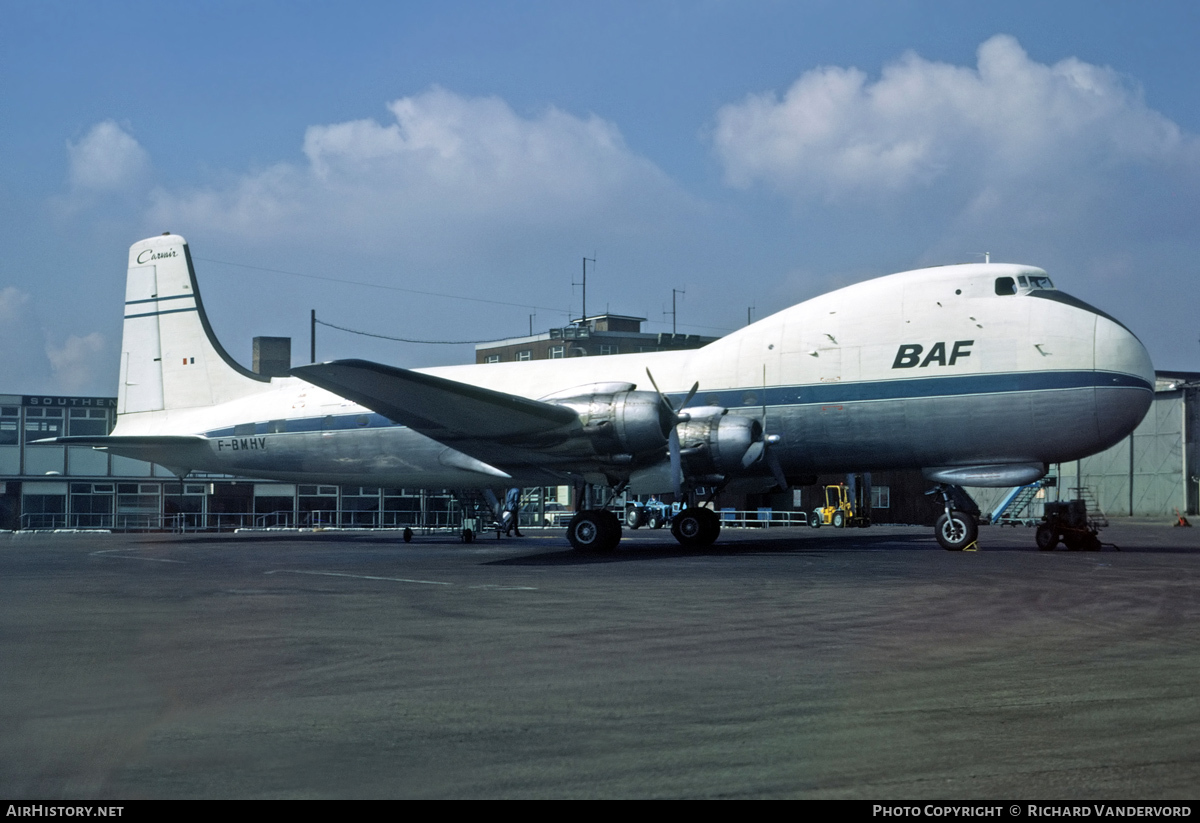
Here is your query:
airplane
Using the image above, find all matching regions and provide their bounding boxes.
[45,232,1155,552]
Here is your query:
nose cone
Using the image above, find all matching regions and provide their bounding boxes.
[1093,316,1155,449]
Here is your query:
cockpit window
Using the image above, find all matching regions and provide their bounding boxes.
[998,274,1055,295]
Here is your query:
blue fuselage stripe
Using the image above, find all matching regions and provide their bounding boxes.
[670,370,1151,409]
[203,370,1151,438]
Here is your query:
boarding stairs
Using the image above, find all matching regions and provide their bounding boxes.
[989,481,1046,526]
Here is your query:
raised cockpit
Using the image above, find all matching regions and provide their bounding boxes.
[994,273,1055,295]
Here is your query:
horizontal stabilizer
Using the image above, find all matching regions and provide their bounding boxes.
[34,435,212,474]
[37,435,209,449]
[292,360,579,442]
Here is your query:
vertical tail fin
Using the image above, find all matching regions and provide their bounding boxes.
[119,233,271,415]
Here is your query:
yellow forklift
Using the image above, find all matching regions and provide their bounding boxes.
[808,474,872,529]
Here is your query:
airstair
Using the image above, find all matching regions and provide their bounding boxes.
[989,480,1047,526]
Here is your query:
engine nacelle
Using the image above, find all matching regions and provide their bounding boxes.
[543,384,674,457]
[677,411,761,478]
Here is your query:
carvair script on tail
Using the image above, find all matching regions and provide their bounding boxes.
[44,233,1154,552]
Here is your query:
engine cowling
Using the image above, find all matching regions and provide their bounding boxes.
[676,411,761,479]
[543,384,674,457]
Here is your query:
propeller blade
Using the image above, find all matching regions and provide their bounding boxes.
[741,440,764,469]
[765,445,788,491]
[645,368,670,409]
[679,381,700,412]
[668,427,683,497]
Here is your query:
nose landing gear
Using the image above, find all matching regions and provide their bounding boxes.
[927,484,980,551]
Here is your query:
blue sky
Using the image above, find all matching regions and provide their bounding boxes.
[2,1,1198,394]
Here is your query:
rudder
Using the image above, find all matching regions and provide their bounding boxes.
[119,233,271,415]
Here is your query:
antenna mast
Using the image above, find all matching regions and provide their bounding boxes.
[574,256,596,325]
[665,288,685,335]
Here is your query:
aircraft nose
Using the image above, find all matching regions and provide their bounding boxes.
[1093,315,1154,448]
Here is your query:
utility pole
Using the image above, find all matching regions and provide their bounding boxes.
[665,288,685,335]
[310,309,316,363]
[574,257,596,325]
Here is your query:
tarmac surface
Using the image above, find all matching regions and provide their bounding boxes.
[2,520,1199,799]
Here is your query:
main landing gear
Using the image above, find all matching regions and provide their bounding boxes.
[566,505,721,552]
[565,509,622,552]
[565,485,722,553]
[670,506,721,548]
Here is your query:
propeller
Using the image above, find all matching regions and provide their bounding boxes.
[740,367,788,491]
[645,368,698,497]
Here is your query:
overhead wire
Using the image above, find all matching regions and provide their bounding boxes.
[194,255,737,337]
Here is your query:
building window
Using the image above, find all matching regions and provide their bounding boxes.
[871,486,891,509]
[0,407,18,446]
[24,407,64,442]
[549,346,565,359]
[516,350,532,361]
[68,408,110,436]
[486,355,500,364]
[599,344,618,355]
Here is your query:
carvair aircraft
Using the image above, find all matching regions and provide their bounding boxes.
[47,233,1155,551]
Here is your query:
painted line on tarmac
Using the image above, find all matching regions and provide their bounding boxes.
[265,569,453,586]
[264,569,537,590]
[467,584,539,591]
[90,548,185,563]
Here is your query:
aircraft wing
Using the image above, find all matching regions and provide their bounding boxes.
[292,360,579,445]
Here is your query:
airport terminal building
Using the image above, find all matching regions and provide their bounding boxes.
[0,392,497,532]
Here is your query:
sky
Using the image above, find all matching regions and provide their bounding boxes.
[2,0,1198,396]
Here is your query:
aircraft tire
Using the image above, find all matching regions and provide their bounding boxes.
[935,511,977,551]
[567,510,621,552]
[671,507,719,548]
[1035,524,1057,551]
[833,511,845,528]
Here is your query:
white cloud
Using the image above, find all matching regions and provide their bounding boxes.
[45,332,107,394]
[0,286,51,391]
[67,121,150,192]
[713,35,1199,203]
[0,288,109,394]
[710,36,1200,368]
[149,87,685,250]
